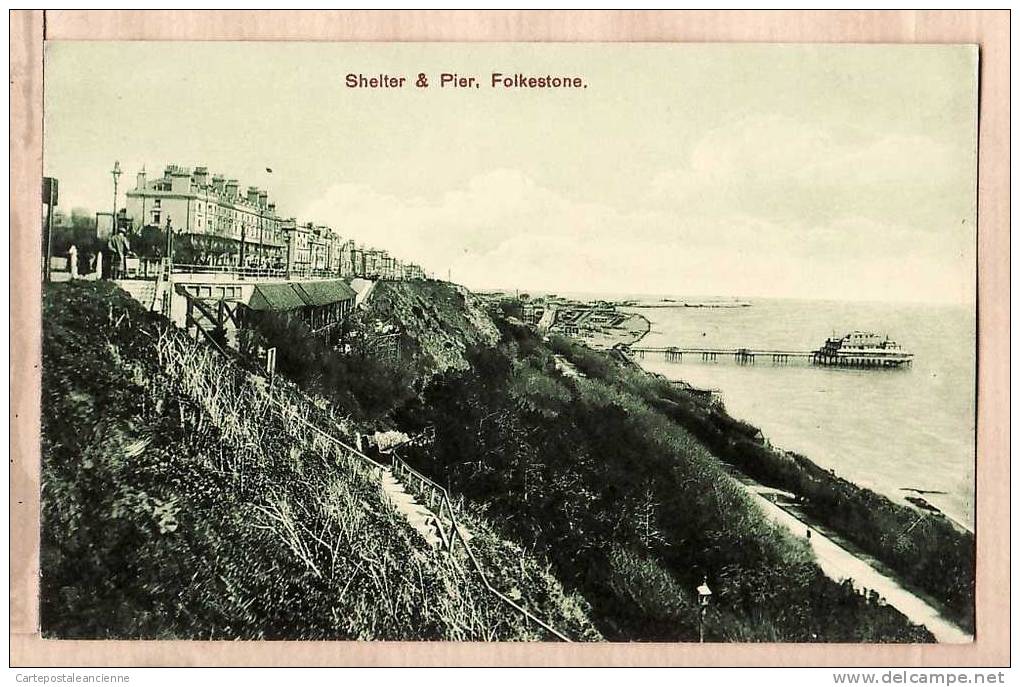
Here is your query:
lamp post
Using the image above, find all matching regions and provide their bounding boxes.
[697,577,713,643]
[111,161,122,236]
[259,167,273,270]
[164,216,174,278]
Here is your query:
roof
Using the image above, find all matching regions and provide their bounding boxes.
[247,283,306,311]
[291,279,357,307]
[246,279,357,312]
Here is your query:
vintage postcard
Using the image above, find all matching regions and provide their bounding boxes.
[10,10,1010,669]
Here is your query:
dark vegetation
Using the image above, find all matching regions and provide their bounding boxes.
[224,281,953,642]
[45,207,168,268]
[543,334,975,634]
[42,278,964,642]
[388,319,934,642]
[253,311,417,422]
[40,281,597,640]
[44,208,102,260]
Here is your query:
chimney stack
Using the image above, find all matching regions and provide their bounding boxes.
[258,190,268,209]
[246,186,260,205]
[225,179,239,198]
[193,166,209,187]
[136,167,147,191]
[169,165,192,193]
[211,174,225,193]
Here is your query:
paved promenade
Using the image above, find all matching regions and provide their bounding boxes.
[739,480,973,643]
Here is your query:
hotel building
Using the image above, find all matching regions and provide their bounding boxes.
[124,163,426,280]
[125,164,287,266]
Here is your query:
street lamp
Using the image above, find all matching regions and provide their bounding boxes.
[697,577,713,643]
[111,161,122,235]
[164,216,174,276]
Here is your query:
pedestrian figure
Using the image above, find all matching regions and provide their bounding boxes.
[68,244,78,279]
[108,227,130,280]
[806,529,812,540]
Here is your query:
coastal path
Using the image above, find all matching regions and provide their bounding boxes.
[736,479,973,643]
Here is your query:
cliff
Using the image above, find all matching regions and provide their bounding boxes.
[39,281,599,640]
[42,278,958,642]
[359,280,499,376]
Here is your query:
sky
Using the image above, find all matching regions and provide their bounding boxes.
[44,42,978,303]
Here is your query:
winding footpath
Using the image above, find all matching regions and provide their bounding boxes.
[738,479,973,643]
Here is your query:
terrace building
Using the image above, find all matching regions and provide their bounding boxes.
[122,163,423,282]
[125,164,286,267]
[338,239,356,277]
[282,221,342,274]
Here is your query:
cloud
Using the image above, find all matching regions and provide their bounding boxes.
[648,115,971,231]
[299,163,973,304]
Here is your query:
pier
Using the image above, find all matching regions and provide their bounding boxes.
[629,346,813,366]
[627,346,911,368]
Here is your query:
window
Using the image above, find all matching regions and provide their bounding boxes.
[153,199,161,209]
[152,211,161,224]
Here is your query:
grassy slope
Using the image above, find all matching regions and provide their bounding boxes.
[549,334,974,634]
[40,281,599,640]
[395,322,933,642]
[353,284,931,642]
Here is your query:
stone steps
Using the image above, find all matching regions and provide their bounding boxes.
[380,469,443,548]
[114,279,157,310]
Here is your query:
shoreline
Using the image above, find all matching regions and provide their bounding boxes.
[580,316,973,636]
[573,310,651,350]
[633,355,973,535]
[606,303,972,533]
[622,302,752,309]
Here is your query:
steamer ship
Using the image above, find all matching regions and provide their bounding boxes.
[812,331,913,368]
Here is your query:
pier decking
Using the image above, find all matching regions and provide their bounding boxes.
[627,346,911,368]
[629,346,812,365]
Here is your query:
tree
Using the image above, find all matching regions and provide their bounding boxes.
[44,208,102,268]
[133,225,167,260]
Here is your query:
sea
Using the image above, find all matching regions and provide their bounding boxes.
[554,293,976,530]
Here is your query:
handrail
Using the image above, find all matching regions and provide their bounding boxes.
[266,394,388,472]
[161,317,570,641]
[171,263,348,280]
[391,455,573,642]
